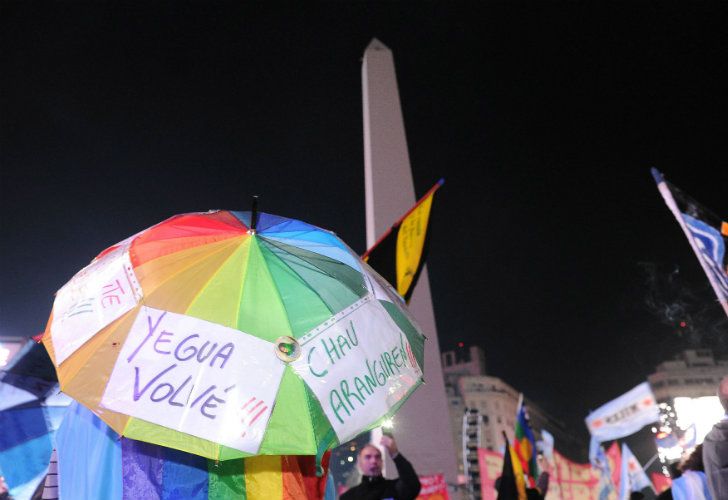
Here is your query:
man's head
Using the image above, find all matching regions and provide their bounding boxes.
[358,444,383,477]
[718,375,728,412]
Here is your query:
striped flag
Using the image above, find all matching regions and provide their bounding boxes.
[40,449,58,499]
[652,168,728,317]
[513,396,537,486]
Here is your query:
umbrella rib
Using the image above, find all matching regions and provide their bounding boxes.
[255,237,345,318]
[246,237,299,337]
[257,236,363,297]
[137,237,246,331]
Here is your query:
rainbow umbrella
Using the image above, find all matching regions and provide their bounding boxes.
[42,210,425,461]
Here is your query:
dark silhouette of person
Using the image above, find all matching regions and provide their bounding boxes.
[703,375,728,500]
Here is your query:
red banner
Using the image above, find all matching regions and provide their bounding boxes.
[478,448,602,500]
[478,449,504,500]
[417,473,449,500]
[651,472,671,494]
[605,441,621,489]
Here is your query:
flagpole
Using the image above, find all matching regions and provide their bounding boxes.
[652,168,728,317]
[515,392,524,427]
[362,178,444,259]
[643,453,659,470]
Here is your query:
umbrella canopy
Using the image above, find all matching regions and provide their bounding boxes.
[43,210,425,460]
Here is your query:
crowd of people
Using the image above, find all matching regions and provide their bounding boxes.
[655,375,728,500]
[3,377,727,499]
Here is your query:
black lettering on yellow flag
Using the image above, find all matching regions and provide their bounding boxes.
[363,179,443,303]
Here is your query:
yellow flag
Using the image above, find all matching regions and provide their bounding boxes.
[396,190,434,297]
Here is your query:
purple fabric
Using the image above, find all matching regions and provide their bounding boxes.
[122,438,164,500]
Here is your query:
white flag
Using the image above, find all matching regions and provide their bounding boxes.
[585,382,659,442]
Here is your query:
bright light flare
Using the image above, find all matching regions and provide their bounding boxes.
[381,418,394,430]
[0,346,9,367]
[674,396,724,444]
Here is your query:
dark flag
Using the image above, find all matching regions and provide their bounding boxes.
[652,168,728,317]
[363,179,443,303]
[497,433,527,500]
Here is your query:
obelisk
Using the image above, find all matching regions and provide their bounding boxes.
[362,38,459,486]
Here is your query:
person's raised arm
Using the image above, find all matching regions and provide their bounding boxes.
[380,435,421,500]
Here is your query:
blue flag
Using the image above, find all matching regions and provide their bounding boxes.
[618,444,652,500]
[653,168,728,317]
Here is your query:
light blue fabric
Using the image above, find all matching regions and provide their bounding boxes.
[617,443,652,500]
[263,234,362,271]
[672,470,712,500]
[324,471,337,500]
[1,433,50,500]
[56,402,122,500]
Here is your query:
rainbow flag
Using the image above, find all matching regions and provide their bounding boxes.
[55,401,331,500]
[513,398,537,486]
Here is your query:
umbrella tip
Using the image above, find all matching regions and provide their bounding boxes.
[249,195,260,234]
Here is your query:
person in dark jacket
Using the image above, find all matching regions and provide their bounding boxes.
[703,375,728,500]
[341,434,421,500]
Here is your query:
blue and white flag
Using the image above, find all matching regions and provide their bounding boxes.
[589,436,616,500]
[652,168,728,318]
[586,382,659,442]
[618,443,653,500]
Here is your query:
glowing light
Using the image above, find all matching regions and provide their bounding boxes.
[381,418,394,430]
[457,342,464,348]
[347,456,354,462]
[0,346,9,367]
[674,396,724,444]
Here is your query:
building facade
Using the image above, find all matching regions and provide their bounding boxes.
[442,345,586,484]
[648,348,728,401]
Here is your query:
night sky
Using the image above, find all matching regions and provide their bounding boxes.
[2,2,727,440]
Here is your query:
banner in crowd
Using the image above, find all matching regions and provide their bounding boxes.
[478,448,601,500]
[605,442,622,490]
[416,473,449,500]
[585,382,659,442]
[650,472,671,494]
[652,168,728,317]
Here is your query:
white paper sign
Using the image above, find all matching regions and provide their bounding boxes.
[51,246,142,364]
[101,306,285,454]
[292,295,422,442]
